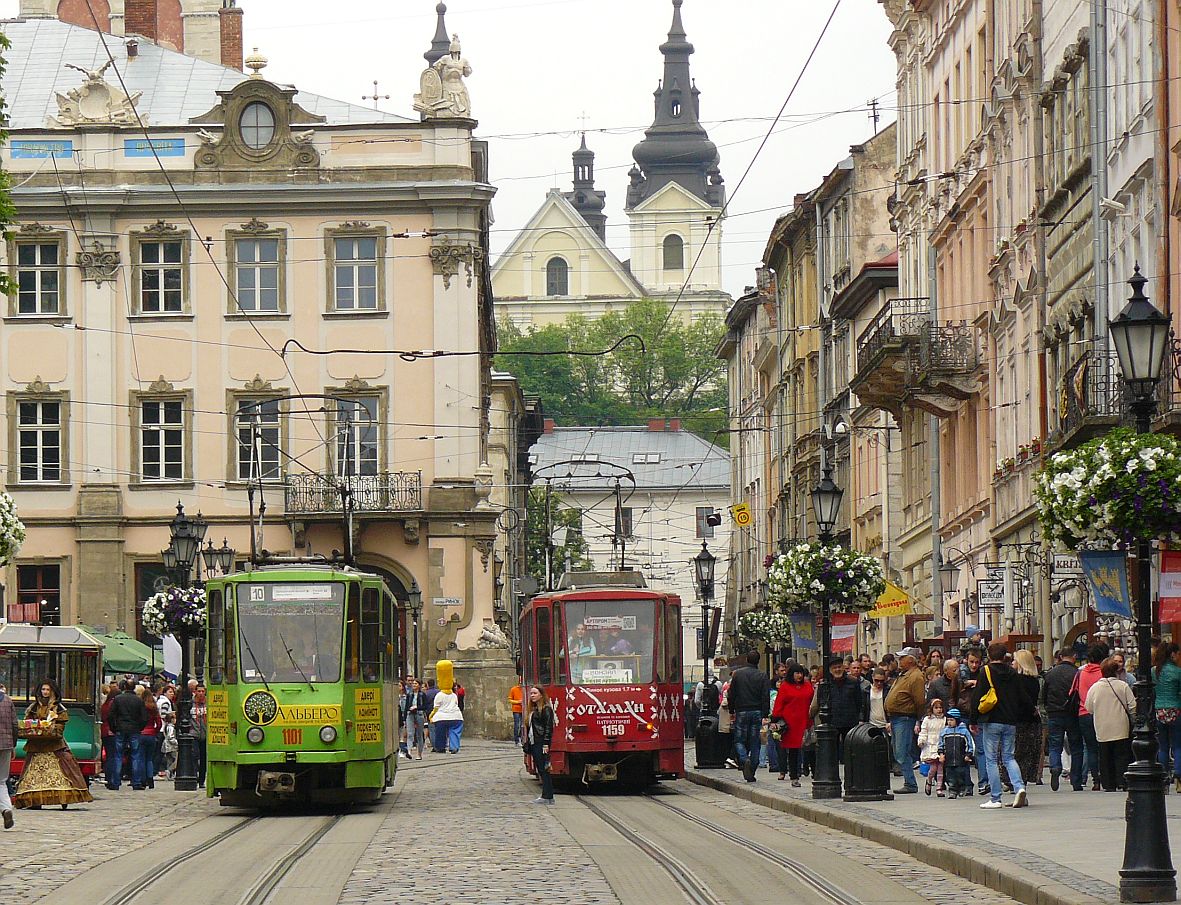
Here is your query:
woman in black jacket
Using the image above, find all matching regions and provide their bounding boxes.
[525,685,555,804]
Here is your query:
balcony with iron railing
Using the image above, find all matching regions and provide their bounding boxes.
[850,299,929,413]
[1155,335,1181,436]
[1048,349,1128,451]
[285,471,424,517]
[906,322,980,417]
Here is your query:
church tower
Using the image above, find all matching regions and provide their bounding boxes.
[626,0,725,296]
[563,134,608,241]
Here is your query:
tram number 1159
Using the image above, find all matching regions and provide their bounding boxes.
[603,723,626,737]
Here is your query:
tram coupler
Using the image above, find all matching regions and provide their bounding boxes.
[582,763,619,784]
[257,771,297,794]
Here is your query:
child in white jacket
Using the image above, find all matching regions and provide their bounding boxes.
[918,698,948,796]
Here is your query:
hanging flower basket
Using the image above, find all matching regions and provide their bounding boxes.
[1035,428,1181,550]
[0,491,26,567]
[142,586,207,638]
[738,610,793,644]
[767,542,886,614]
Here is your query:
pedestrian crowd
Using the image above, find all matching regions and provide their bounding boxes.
[100,676,206,792]
[689,633,1161,812]
[396,674,466,759]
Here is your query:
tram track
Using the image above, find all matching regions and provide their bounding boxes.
[574,787,868,905]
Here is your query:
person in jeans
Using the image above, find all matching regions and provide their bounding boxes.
[0,683,17,828]
[1042,649,1083,791]
[972,641,1034,809]
[727,650,771,782]
[525,685,555,804]
[885,647,926,793]
[106,679,148,790]
[1076,643,1109,791]
[1154,644,1181,791]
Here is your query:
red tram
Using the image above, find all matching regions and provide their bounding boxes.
[519,572,684,787]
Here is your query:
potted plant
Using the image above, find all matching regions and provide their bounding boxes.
[1034,427,1181,549]
[738,610,793,645]
[767,541,885,614]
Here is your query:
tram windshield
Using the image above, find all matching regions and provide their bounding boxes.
[562,599,655,685]
[236,583,345,683]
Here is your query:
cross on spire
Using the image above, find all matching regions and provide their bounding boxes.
[578,110,591,133]
[363,80,390,110]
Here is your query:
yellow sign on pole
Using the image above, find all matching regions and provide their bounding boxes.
[867,581,913,619]
[729,502,752,528]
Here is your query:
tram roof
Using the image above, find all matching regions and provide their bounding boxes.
[0,623,104,648]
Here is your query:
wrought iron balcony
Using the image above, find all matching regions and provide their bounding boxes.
[1155,335,1181,435]
[851,299,928,412]
[1050,350,1126,450]
[285,471,424,516]
[906,322,980,417]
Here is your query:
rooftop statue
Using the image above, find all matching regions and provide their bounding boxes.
[50,60,144,127]
[413,34,472,120]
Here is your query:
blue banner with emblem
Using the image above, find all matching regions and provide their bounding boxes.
[789,610,818,651]
[1078,550,1132,619]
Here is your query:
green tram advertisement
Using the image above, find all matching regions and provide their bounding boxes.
[203,566,399,808]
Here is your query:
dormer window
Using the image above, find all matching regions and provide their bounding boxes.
[240,102,276,149]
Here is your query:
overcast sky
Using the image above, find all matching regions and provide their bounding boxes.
[1,0,898,297]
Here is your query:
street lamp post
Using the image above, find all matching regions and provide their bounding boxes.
[811,464,844,800]
[166,502,207,793]
[694,542,717,708]
[407,579,423,678]
[1109,268,1176,904]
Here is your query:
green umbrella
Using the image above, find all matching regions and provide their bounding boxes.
[87,628,155,675]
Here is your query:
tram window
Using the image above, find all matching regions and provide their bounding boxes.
[58,652,97,712]
[654,607,665,683]
[224,593,238,684]
[0,650,48,703]
[667,604,681,681]
[562,598,656,684]
[381,592,395,680]
[207,588,224,684]
[536,607,553,684]
[236,582,345,684]
[345,583,361,683]
[360,587,380,682]
[521,611,535,685]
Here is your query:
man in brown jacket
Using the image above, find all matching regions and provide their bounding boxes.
[0,683,18,828]
[885,647,926,793]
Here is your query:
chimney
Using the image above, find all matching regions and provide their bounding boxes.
[648,419,666,432]
[668,418,681,432]
[219,2,244,71]
[125,0,158,41]
[543,418,555,434]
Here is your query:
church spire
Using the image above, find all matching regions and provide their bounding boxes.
[627,0,723,209]
[565,134,608,241]
[425,3,450,65]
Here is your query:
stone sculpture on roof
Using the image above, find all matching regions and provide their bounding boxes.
[50,60,145,128]
[413,33,472,120]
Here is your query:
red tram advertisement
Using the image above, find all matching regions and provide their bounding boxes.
[519,572,684,787]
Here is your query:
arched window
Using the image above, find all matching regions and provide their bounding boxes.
[663,234,684,271]
[545,256,569,296]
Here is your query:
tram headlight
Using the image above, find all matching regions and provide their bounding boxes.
[246,726,265,745]
[319,725,337,744]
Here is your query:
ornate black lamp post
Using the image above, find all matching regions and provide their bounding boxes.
[407,579,423,678]
[694,541,717,709]
[164,502,207,792]
[811,464,844,800]
[1109,268,1176,903]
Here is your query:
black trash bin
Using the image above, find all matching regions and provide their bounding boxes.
[842,723,894,801]
[695,714,728,768]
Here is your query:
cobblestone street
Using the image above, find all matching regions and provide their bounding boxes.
[12,782,220,905]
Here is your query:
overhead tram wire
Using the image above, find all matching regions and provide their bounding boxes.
[653,0,845,339]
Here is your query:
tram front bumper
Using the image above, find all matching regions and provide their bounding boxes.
[232,749,350,765]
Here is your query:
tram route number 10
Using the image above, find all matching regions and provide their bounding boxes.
[282,728,303,745]
[603,723,625,737]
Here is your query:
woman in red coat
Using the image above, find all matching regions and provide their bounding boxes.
[771,663,814,786]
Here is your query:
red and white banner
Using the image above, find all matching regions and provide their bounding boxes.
[831,613,859,653]
[1160,551,1181,624]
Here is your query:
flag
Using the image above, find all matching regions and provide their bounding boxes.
[789,610,818,651]
[1161,551,1181,623]
[831,613,858,653]
[1078,550,1132,619]
[867,581,912,619]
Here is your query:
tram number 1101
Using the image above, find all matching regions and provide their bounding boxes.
[603,723,625,737]
[282,728,303,745]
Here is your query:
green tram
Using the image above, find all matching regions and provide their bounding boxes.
[203,565,399,808]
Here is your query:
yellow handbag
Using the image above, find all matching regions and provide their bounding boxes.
[978,665,999,714]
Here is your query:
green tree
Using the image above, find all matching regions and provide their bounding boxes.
[496,299,728,445]
[524,487,591,585]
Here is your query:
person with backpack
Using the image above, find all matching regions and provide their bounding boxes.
[971,641,1034,809]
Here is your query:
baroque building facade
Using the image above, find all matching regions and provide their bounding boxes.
[0,6,523,736]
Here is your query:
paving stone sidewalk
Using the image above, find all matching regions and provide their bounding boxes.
[337,742,620,905]
[8,781,220,905]
[686,755,1181,905]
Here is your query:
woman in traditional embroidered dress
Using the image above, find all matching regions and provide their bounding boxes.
[14,680,92,809]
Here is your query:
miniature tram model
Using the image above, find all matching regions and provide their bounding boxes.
[203,565,399,808]
[519,572,684,787]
